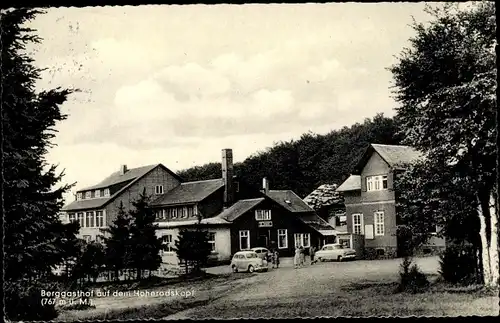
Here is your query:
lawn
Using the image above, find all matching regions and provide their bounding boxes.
[172,276,499,318]
[55,272,255,321]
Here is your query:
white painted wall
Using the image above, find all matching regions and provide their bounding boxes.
[156,226,231,265]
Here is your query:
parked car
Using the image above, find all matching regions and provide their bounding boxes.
[315,243,357,262]
[250,247,271,261]
[231,251,268,273]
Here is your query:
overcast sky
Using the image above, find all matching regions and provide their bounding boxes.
[27,3,451,202]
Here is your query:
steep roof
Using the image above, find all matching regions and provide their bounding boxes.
[303,184,343,210]
[150,179,224,206]
[217,198,265,222]
[336,175,361,192]
[265,190,314,213]
[372,144,423,168]
[62,164,179,211]
[353,144,423,174]
[80,164,163,191]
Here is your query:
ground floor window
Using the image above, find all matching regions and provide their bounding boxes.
[374,211,385,236]
[208,232,216,252]
[278,229,288,249]
[239,230,250,250]
[77,212,84,228]
[353,214,363,234]
[294,233,311,248]
[162,234,174,253]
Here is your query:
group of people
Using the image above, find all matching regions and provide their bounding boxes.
[294,245,317,268]
[268,248,280,269]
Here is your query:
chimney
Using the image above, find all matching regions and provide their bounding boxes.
[222,149,234,207]
[120,164,127,175]
[262,177,269,195]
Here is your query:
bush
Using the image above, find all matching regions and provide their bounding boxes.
[396,257,429,294]
[439,246,480,285]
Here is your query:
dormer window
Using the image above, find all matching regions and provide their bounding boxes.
[366,175,388,192]
[155,185,164,195]
[103,188,110,197]
[85,191,91,199]
[76,192,83,201]
[255,210,272,221]
[95,190,101,198]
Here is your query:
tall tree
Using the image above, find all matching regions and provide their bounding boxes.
[128,189,163,280]
[2,8,80,320]
[389,2,498,287]
[99,202,133,281]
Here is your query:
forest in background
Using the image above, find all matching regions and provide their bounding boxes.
[177,113,403,197]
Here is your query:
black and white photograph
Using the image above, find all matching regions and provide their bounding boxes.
[2,1,498,320]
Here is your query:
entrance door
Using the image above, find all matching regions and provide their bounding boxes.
[258,234,268,248]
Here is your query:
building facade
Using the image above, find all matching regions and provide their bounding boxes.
[61,163,182,242]
[336,144,446,259]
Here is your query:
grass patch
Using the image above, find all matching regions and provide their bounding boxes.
[56,298,210,321]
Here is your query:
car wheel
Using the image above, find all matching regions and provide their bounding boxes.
[248,265,255,273]
[318,257,323,262]
[337,256,343,262]
[232,265,238,273]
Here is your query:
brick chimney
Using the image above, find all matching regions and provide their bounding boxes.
[221,149,234,207]
[120,164,127,175]
[262,177,269,195]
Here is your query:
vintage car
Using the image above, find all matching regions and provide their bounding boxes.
[231,250,269,273]
[315,243,357,262]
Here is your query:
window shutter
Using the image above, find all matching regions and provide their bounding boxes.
[387,171,394,190]
[361,176,367,192]
[360,214,365,235]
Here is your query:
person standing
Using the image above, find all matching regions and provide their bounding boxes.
[274,249,280,269]
[299,246,305,266]
[294,247,300,269]
[310,245,316,265]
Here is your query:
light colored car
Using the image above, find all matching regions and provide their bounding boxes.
[315,243,357,262]
[231,251,268,273]
[250,247,271,261]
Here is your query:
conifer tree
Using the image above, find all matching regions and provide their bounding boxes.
[129,189,163,280]
[2,8,80,320]
[100,201,133,281]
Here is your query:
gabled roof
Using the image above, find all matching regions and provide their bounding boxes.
[265,190,314,213]
[303,184,343,210]
[150,179,224,206]
[217,198,265,222]
[62,164,178,211]
[336,175,361,192]
[353,144,423,174]
[80,164,173,191]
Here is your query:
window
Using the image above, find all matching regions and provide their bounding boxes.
[193,205,198,216]
[163,235,174,253]
[96,211,104,227]
[68,213,77,223]
[85,191,91,199]
[155,209,162,220]
[277,229,288,249]
[181,207,188,218]
[172,208,178,219]
[208,232,216,252]
[366,175,388,191]
[86,212,95,228]
[83,235,92,243]
[255,210,271,221]
[103,188,110,197]
[374,211,385,236]
[187,206,194,217]
[77,212,84,228]
[76,192,83,201]
[95,190,101,198]
[294,233,311,248]
[353,214,363,235]
[239,230,250,250]
[155,185,164,195]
